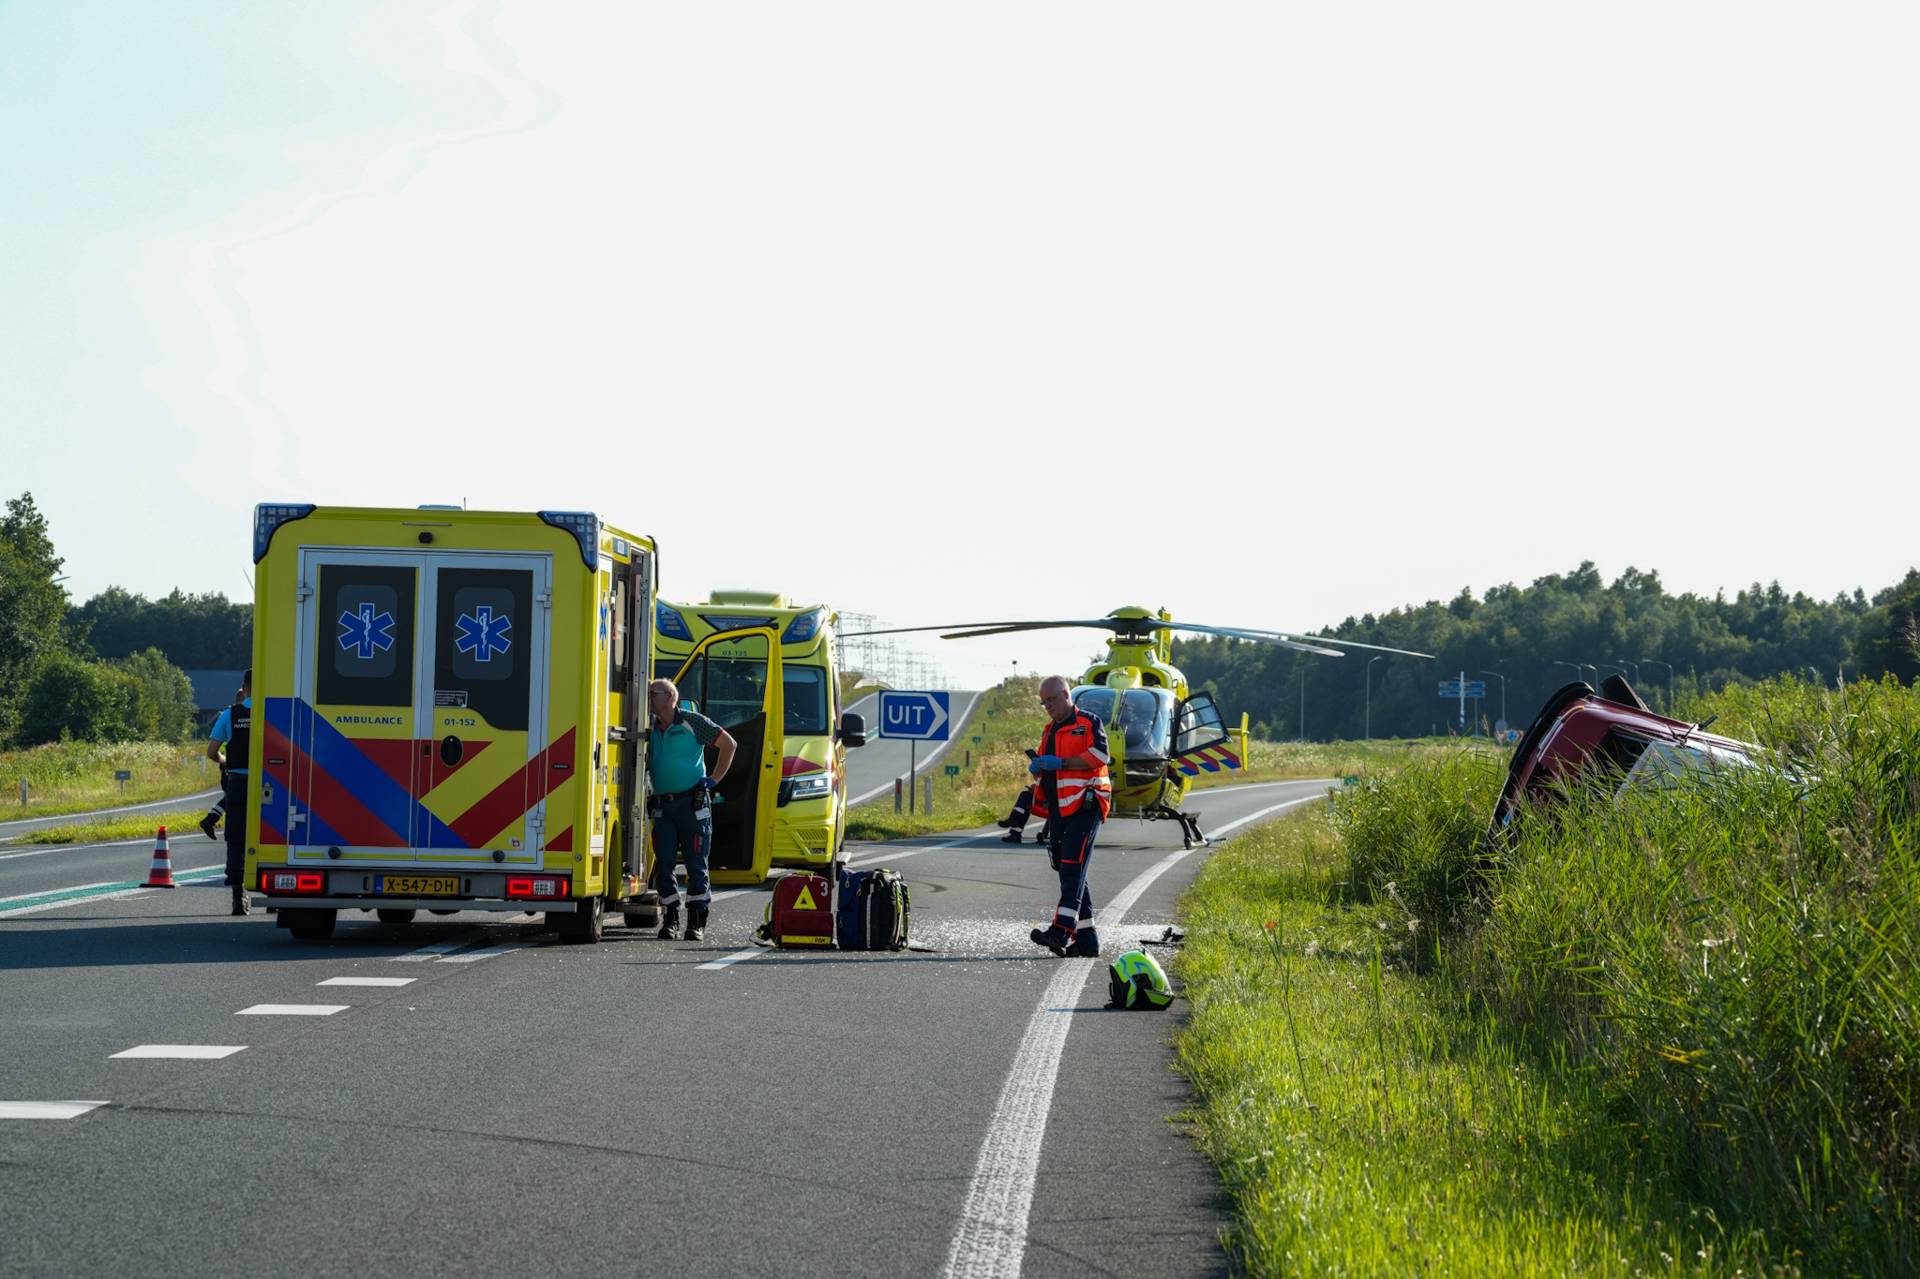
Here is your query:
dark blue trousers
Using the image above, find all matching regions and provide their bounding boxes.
[1047,804,1101,935]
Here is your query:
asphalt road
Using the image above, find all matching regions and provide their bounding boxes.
[842,690,984,805]
[1,778,1331,1278]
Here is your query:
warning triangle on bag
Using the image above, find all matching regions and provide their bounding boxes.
[792,884,818,912]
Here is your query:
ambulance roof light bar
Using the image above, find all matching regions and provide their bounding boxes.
[254,503,316,562]
[537,510,600,568]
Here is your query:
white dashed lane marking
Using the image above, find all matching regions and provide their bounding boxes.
[0,1101,108,1119]
[318,976,415,987]
[390,935,484,962]
[236,1004,348,1017]
[436,945,521,964]
[110,1045,247,1059]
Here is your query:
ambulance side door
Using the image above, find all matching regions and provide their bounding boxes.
[671,627,784,873]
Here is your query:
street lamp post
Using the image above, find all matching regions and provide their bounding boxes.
[1478,668,1507,728]
[1298,663,1307,742]
[1365,655,1384,741]
[1609,659,1640,687]
[1640,658,1674,713]
[1551,660,1587,686]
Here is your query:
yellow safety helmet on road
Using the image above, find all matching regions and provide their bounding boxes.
[1106,949,1174,1010]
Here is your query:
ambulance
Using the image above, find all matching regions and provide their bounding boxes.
[652,591,867,883]
[242,504,753,944]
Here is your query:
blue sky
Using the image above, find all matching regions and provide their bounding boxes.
[5,2,1917,685]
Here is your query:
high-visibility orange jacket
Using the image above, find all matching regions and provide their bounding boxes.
[1031,707,1112,820]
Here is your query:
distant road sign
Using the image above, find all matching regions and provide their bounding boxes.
[1438,681,1487,697]
[944,765,960,777]
[877,690,951,741]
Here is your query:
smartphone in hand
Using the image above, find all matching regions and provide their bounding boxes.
[1025,749,1038,760]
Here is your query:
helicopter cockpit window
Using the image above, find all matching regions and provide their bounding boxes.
[1072,686,1176,758]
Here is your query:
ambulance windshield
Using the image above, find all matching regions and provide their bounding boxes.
[783,666,829,735]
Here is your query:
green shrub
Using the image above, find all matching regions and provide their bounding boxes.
[18,651,140,744]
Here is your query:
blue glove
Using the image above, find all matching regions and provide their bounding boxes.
[1028,754,1063,775]
[699,776,720,789]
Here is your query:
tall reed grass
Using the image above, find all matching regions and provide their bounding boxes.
[1325,676,1919,1273]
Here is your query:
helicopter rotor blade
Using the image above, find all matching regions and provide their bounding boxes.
[1297,634,1438,659]
[839,618,1157,640]
[1216,627,1435,660]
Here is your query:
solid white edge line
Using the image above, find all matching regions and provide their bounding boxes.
[939,789,1323,1279]
[0,789,221,835]
[847,688,986,806]
[109,1045,247,1060]
[0,1101,110,1119]
[317,976,416,987]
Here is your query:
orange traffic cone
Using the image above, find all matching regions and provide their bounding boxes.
[143,825,177,888]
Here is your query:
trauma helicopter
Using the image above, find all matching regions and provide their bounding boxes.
[842,607,1433,846]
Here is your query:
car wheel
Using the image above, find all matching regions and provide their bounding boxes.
[558,896,604,944]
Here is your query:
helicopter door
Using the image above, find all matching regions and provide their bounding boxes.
[1171,691,1242,776]
[669,627,784,884]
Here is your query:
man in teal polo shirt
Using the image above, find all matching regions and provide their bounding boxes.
[647,678,736,941]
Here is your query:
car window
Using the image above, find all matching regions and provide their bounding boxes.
[1622,737,1757,793]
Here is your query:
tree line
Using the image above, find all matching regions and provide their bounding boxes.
[0,493,251,748]
[1172,561,1920,742]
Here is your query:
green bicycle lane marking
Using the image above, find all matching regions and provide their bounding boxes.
[0,871,225,918]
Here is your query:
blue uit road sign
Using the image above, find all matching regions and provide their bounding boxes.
[878,690,951,741]
[1438,681,1487,697]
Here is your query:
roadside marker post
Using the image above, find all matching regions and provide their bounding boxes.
[922,776,932,815]
[114,769,132,794]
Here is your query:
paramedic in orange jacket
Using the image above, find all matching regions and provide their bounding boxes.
[1028,674,1113,957]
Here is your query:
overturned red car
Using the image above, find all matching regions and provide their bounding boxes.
[1489,675,1765,840]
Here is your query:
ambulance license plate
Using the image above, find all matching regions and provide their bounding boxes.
[378,876,459,896]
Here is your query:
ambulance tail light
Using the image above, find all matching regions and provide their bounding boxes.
[260,869,325,895]
[655,602,694,641]
[781,608,825,645]
[505,874,571,900]
[253,503,315,562]
[537,510,600,568]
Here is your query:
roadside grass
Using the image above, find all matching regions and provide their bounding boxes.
[1178,811,1784,1275]
[20,807,213,845]
[1190,735,1499,792]
[0,740,215,820]
[844,676,1045,840]
[1179,675,1919,1275]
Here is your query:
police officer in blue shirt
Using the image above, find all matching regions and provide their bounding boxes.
[206,668,252,916]
[647,678,736,941]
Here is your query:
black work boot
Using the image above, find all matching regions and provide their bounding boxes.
[1000,828,1023,844]
[657,903,681,940]
[685,902,708,942]
[1029,923,1072,956]
[199,812,220,841]
[230,887,252,917]
[1064,930,1100,958]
